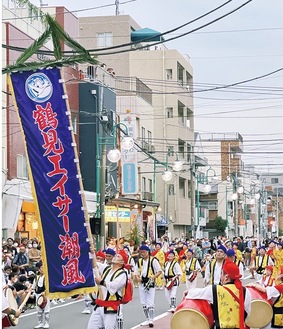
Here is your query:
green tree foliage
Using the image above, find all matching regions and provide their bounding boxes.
[126,224,144,246]
[213,216,227,233]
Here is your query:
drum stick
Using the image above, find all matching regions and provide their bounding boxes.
[18,289,32,311]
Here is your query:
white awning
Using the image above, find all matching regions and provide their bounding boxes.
[2,194,23,230]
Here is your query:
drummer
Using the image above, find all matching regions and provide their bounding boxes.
[164,250,182,313]
[250,246,274,281]
[204,245,227,286]
[32,261,51,329]
[251,266,283,329]
[184,259,251,329]
[184,248,201,289]
[2,289,21,328]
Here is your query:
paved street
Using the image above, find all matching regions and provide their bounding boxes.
[17,269,258,329]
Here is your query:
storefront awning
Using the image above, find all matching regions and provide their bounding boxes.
[106,196,159,209]
[2,194,23,230]
[131,28,164,43]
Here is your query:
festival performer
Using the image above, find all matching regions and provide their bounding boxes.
[2,289,22,329]
[232,242,244,263]
[273,242,283,284]
[87,252,128,329]
[259,265,275,288]
[163,250,182,313]
[134,245,162,328]
[250,266,283,329]
[165,243,178,262]
[81,251,106,315]
[250,246,274,281]
[226,249,244,278]
[204,245,227,286]
[184,259,251,329]
[184,248,201,289]
[178,243,188,284]
[151,242,165,290]
[32,262,51,329]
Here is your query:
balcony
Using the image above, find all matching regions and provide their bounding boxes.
[142,192,154,201]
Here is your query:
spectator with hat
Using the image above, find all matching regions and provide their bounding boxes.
[204,245,227,286]
[184,248,202,289]
[184,259,251,329]
[250,246,274,281]
[134,244,162,328]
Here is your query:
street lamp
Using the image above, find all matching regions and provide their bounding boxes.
[97,121,134,249]
[195,166,218,238]
[153,149,183,239]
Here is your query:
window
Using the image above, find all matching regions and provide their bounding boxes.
[97,32,113,48]
[72,116,77,134]
[179,178,185,197]
[142,177,146,192]
[178,139,185,160]
[141,127,146,141]
[148,179,153,193]
[271,178,279,184]
[166,69,172,80]
[147,130,152,144]
[168,184,174,196]
[166,107,173,118]
[17,154,28,179]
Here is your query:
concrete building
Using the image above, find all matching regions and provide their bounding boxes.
[78,15,195,239]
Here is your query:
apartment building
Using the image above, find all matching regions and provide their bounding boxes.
[79,15,195,238]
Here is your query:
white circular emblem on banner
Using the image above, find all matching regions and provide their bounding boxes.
[25,73,53,103]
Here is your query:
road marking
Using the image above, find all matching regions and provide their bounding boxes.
[20,299,83,318]
[130,312,169,329]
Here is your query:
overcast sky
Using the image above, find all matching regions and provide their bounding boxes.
[31,0,283,173]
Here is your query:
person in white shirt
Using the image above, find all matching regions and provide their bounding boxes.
[204,245,227,286]
[184,249,202,289]
[164,250,182,312]
[226,248,244,279]
[134,245,162,328]
[87,252,127,329]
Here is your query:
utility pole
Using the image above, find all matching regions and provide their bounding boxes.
[115,0,120,15]
[190,153,196,238]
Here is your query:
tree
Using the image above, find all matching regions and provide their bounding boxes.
[213,216,227,233]
[126,224,144,246]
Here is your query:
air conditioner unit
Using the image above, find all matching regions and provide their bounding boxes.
[141,141,149,152]
[149,145,155,154]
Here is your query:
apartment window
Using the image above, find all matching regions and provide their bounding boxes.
[141,127,146,141]
[142,177,146,192]
[148,179,153,193]
[166,69,173,80]
[178,139,185,160]
[179,178,185,197]
[97,32,113,48]
[17,154,28,179]
[72,116,77,134]
[168,184,174,196]
[177,62,184,85]
[271,178,279,184]
[166,107,173,118]
[147,130,152,144]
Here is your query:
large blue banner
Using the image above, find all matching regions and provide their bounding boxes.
[9,68,95,298]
